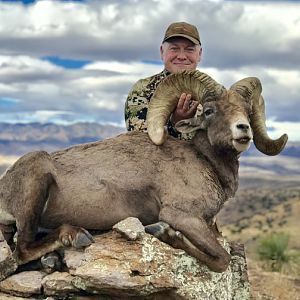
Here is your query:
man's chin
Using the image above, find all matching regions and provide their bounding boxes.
[171,65,193,73]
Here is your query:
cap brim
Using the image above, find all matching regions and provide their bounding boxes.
[163,34,200,45]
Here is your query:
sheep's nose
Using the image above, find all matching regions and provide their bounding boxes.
[237,123,250,132]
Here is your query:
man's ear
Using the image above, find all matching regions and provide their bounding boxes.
[174,117,203,133]
[160,45,164,60]
[198,47,202,63]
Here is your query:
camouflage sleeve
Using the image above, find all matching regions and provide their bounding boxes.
[124,79,150,132]
[167,120,196,140]
[169,107,203,140]
[124,76,197,140]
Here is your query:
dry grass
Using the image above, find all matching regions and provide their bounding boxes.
[221,195,300,252]
[220,186,300,299]
[248,259,300,300]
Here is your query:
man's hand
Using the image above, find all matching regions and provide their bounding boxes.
[171,93,198,125]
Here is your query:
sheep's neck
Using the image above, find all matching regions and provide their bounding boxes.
[192,131,239,199]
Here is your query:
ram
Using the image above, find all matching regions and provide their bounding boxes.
[0,71,287,273]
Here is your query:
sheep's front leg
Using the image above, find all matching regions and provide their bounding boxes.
[147,208,230,273]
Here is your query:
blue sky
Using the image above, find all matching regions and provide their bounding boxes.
[0,0,300,141]
[0,0,86,3]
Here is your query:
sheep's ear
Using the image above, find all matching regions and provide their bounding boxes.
[175,117,204,133]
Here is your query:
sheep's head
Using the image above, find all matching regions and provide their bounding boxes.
[174,90,253,154]
[147,70,288,156]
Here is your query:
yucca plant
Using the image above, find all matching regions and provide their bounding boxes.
[256,232,290,272]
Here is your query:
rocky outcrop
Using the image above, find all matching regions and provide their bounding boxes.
[0,231,17,281]
[0,218,250,299]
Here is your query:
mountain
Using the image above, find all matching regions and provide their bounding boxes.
[0,122,299,156]
[0,122,125,156]
[1,122,299,179]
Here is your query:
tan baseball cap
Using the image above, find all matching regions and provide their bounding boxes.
[163,22,201,45]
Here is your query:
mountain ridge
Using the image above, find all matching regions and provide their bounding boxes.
[0,122,125,155]
[0,122,299,180]
[0,122,299,156]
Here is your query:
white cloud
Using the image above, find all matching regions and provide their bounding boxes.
[267,120,300,142]
[84,61,163,76]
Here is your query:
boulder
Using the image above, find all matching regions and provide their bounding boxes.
[0,230,18,281]
[0,218,250,299]
[0,271,44,297]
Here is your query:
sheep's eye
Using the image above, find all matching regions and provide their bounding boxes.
[204,108,214,117]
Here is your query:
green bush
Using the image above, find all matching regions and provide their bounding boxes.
[256,232,290,272]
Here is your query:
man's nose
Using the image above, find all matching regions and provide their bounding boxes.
[177,50,187,59]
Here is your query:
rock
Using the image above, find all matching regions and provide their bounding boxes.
[64,231,250,299]
[0,230,18,281]
[69,232,175,296]
[0,271,45,297]
[0,292,39,300]
[0,228,250,299]
[63,248,86,270]
[230,242,251,300]
[42,271,80,296]
[112,217,145,240]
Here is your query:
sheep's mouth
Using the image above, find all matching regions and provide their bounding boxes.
[234,137,251,144]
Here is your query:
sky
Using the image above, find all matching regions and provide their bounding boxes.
[0,0,299,141]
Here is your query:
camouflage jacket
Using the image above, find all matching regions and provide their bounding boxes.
[124,70,195,140]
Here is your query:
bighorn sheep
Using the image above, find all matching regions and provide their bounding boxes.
[0,71,287,273]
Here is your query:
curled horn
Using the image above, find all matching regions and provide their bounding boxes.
[147,70,225,145]
[230,77,288,155]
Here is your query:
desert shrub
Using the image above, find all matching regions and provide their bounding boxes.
[277,219,287,227]
[256,232,290,272]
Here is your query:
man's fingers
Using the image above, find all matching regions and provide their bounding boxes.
[177,93,187,109]
[182,94,192,110]
[190,101,199,111]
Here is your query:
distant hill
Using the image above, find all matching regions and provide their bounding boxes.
[0,122,125,156]
[0,122,299,181]
[242,141,300,158]
[0,122,299,156]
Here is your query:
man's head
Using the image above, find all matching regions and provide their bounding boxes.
[160,22,202,74]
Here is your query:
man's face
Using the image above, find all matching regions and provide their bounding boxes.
[160,38,202,73]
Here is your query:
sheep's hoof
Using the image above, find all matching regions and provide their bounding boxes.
[60,227,94,248]
[41,251,62,273]
[145,221,170,238]
[72,228,94,248]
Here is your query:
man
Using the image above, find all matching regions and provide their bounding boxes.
[124,21,202,140]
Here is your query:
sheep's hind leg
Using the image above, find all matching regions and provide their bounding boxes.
[16,223,94,265]
[11,152,93,265]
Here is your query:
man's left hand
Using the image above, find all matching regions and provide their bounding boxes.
[171,93,198,125]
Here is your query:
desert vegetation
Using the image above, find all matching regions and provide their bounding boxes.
[256,232,299,272]
[220,183,300,299]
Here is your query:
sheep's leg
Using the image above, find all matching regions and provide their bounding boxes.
[16,223,93,265]
[11,152,93,265]
[145,221,223,269]
[155,208,230,272]
[0,223,16,250]
[146,221,227,272]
